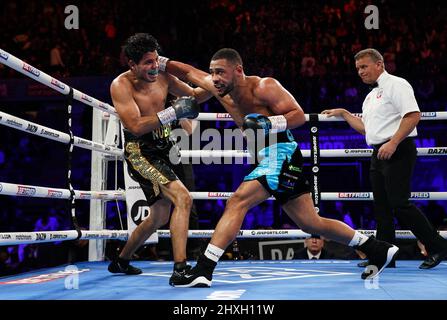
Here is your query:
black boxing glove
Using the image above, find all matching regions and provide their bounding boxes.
[157,96,199,125]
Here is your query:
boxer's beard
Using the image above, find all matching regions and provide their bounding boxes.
[218,82,234,97]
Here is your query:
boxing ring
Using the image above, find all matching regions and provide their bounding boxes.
[1,48,447,301]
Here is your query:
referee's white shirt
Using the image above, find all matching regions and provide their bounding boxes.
[362,71,420,146]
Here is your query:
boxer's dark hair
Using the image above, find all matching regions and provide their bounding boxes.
[123,33,161,63]
[212,48,243,66]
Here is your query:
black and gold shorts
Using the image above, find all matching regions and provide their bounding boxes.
[124,141,178,206]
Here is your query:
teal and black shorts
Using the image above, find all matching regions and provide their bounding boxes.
[244,141,311,205]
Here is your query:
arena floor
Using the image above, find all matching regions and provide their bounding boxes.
[1,260,446,300]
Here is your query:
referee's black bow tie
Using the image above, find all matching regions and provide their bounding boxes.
[369,82,378,90]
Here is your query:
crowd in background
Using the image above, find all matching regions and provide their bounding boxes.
[1,0,447,274]
[1,0,447,112]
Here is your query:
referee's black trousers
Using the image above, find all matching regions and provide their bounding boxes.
[370,138,447,253]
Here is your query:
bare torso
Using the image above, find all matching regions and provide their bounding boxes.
[118,70,169,116]
[216,76,275,127]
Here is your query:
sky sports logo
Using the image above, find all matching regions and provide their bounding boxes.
[51,78,65,90]
[17,186,36,196]
[22,63,40,77]
[81,94,93,103]
[0,50,9,61]
[48,190,63,198]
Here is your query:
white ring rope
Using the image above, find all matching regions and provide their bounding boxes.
[0,182,125,200]
[0,111,123,157]
[0,49,117,116]
[180,147,447,159]
[191,191,447,201]
[1,182,445,201]
[1,229,446,246]
[2,108,444,159]
[1,50,446,252]
[197,112,447,121]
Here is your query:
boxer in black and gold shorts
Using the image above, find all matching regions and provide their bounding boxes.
[123,124,179,206]
[107,33,212,282]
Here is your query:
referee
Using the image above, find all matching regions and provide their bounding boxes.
[322,48,447,269]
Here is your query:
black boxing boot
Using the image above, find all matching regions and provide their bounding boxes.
[169,261,192,285]
[108,257,142,275]
[170,254,215,288]
[354,237,399,280]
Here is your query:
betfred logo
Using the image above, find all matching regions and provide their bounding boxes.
[17,186,36,196]
[421,112,436,118]
[50,78,65,90]
[22,63,40,77]
[208,192,232,198]
[0,183,3,192]
[216,113,232,119]
[338,192,371,198]
[0,50,9,61]
[410,192,430,199]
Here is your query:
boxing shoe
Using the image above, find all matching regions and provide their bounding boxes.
[170,255,215,288]
[419,248,447,269]
[355,237,399,280]
[169,261,192,285]
[357,259,396,268]
[108,257,142,275]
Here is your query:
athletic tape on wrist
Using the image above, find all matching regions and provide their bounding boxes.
[158,56,169,72]
[157,106,176,125]
[268,115,287,133]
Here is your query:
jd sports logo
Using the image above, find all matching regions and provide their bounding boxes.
[131,200,150,224]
